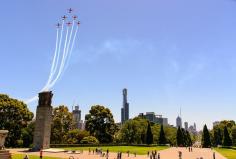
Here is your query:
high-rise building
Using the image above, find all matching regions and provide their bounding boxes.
[121,88,129,124]
[138,112,168,125]
[213,121,220,127]
[184,122,188,130]
[176,116,182,128]
[194,122,197,131]
[72,105,84,129]
[146,112,155,122]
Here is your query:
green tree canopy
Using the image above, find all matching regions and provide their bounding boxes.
[185,130,192,146]
[119,119,142,144]
[223,126,232,146]
[212,127,223,146]
[65,129,89,144]
[21,121,35,147]
[146,121,153,145]
[202,124,211,148]
[0,94,34,147]
[85,105,117,143]
[176,127,184,146]
[158,125,167,145]
[51,105,72,144]
[232,126,236,146]
[81,136,99,144]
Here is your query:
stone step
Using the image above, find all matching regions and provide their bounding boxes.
[0,151,11,159]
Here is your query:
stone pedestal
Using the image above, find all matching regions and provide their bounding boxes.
[0,150,11,159]
[33,91,53,150]
[0,130,11,159]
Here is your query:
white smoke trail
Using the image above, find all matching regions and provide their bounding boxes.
[25,22,65,104]
[63,25,79,75]
[60,21,76,78]
[45,28,59,90]
[47,20,65,88]
[64,21,75,66]
[25,19,80,104]
[49,26,70,88]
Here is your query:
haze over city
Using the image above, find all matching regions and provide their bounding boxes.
[1,0,236,129]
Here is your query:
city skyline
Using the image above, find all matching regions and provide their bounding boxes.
[1,0,236,129]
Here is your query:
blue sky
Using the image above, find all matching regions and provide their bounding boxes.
[1,0,236,130]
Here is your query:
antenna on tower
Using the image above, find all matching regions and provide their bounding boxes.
[180,106,182,118]
[72,99,75,111]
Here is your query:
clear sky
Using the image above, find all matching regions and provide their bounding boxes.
[1,0,236,130]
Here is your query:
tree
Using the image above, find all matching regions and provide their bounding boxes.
[120,119,141,144]
[185,130,192,146]
[223,126,232,146]
[202,125,211,148]
[133,117,148,144]
[158,125,167,145]
[0,94,34,147]
[21,121,35,147]
[85,105,117,143]
[232,126,236,146]
[65,129,89,144]
[176,127,184,146]
[81,136,99,144]
[162,125,177,145]
[212,126,222,146]
[51,105,72,144]
[146,121,153,145]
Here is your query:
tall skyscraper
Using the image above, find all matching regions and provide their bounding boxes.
[184,122,188,130]
[72,105,84,129]
[194,122,197,131]
[176,116,182,128]
[73,105,81,123]
[121,88,129,124]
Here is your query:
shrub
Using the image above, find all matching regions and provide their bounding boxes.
[80,136,99,144]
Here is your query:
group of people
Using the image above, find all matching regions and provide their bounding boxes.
[147,150,160,159]
[88,148,109,158]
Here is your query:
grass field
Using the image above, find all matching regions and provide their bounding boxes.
[12,154,64,159]
[215,148,236,159]
[63,146,168,155]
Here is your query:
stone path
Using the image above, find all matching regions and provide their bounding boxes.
[9,147,227,159]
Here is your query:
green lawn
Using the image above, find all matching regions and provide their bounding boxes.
[12,154,64,159]
[215,148,236,159]
[63,146,168,155]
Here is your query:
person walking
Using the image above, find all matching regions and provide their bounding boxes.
[40,149,43,159]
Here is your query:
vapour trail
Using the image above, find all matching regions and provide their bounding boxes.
[46,28,59,89]
[60,21,75,78]
[49,26,70,88]
[65,21,75,66]
[48,20,65,87]
[63,25,79,75]
[25,27,62,104]
[25,19,80,104]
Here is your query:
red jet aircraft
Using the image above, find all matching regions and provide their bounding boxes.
[68,8,73,13]
[73,15,78,20]
[56,23,61,28]
[62,15,67,20]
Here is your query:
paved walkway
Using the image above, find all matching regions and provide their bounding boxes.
[9,147,227,159]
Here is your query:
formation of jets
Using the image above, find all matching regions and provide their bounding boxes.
[56,8,80,28]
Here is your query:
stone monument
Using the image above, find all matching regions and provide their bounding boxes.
[33,91,53,150]
[0,130,11,159]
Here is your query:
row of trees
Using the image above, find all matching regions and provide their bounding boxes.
[201,121,236,148]
[1,93,235,148]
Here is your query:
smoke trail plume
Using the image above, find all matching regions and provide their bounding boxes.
[25,11,80,104]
